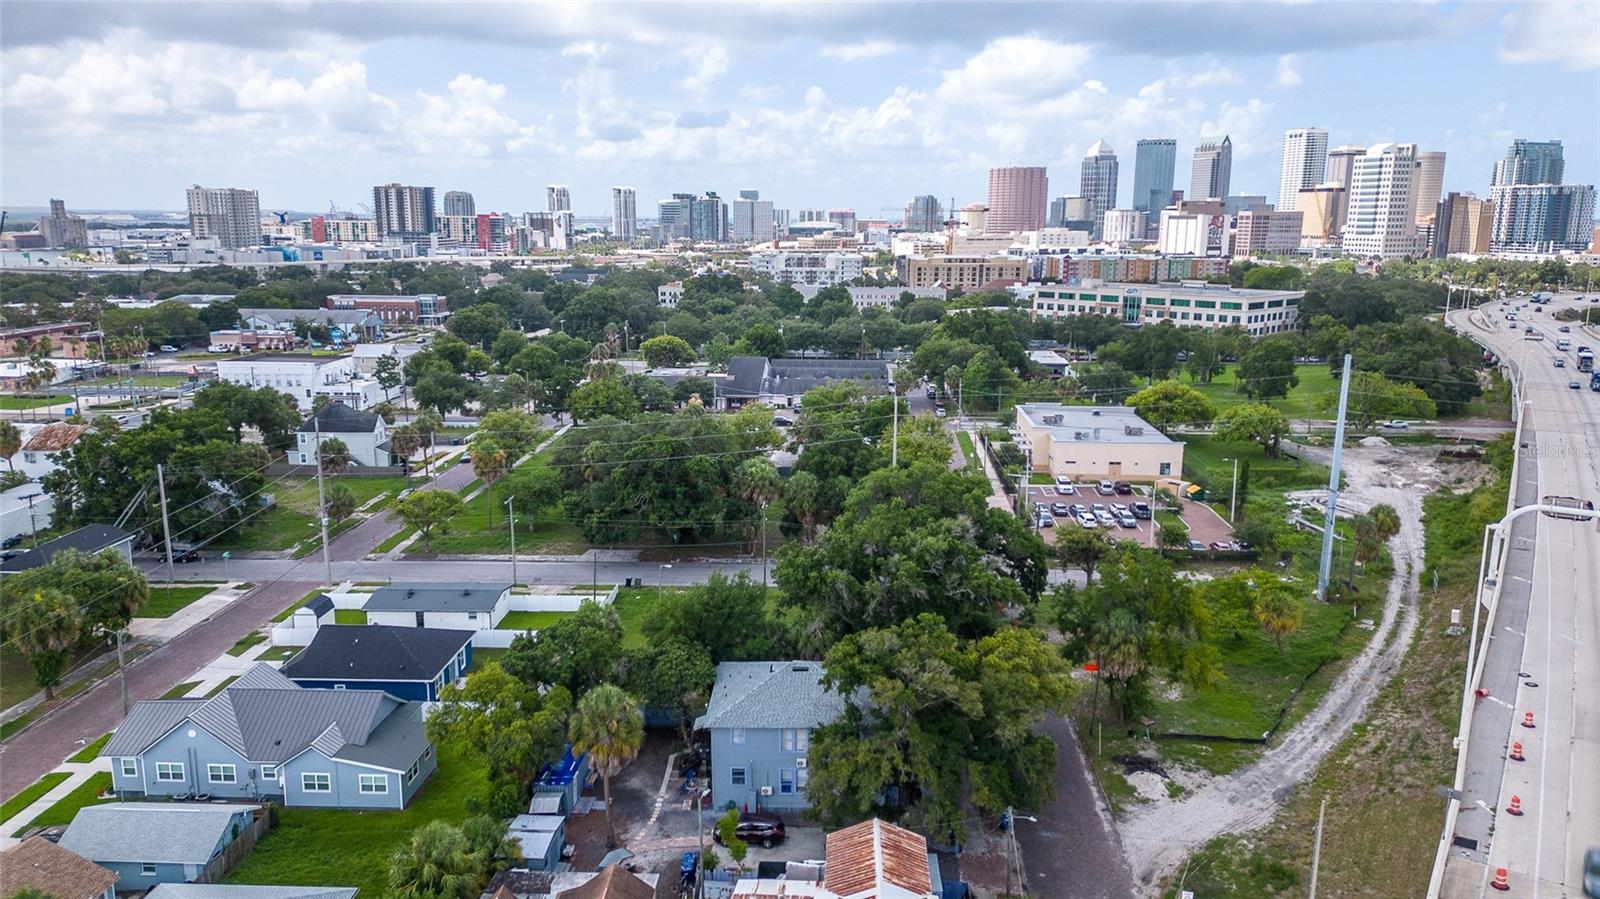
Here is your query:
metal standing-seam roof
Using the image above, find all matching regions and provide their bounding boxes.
[59,802,258,866]
[694,661,846,731]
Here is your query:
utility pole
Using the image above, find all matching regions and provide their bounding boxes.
[114,628,129,717]
[1004,807,1015,898]
[891,391,899,467]
[155,463,174,585]
[695,788,706,899]
[313,415,333,588]
[1308,796,1327,898]
[1228,457,1240,523]
[760,501,769,588]
[1316,354,1353,600]
[507,497,518,585]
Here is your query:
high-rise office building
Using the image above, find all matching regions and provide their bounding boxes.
[1190,136,1232,201]
[186,184,262,249]
[1325,146,1364,190]
[658,194,696,241]
[904,195,944,232]
[691,192,728,242]
[1047,197,1068,228]
[546,185,571,213]
[1277,128,1329,212]
[1080,141,1119,237]
[442,191,475,217]
[1491,139,1564,187]
[1131,139,1177,216]
[827,209,858,234]
[1489,183,1595,252]
[1297,184,1347,247]
[371,183,435,241]
[611,187,637,240]
[730,191,775,242]
[1341,143,1421,258]
[39,199,88,250]
[1414,152,1446,225]
[797,208,827,223]
[1432,192,1494,257]
[985,166,1048,233]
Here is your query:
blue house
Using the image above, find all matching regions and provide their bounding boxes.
[57,802,257,891]
[281,624,472,701]
[695,661,846,813]
[103,664,436,810]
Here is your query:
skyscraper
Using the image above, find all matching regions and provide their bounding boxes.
[904,195,944,232]
[1048,197,1068,228]
[371,183,435,241]
[442,191,475,217]
[1489,183,1595,252]
[1276,127,1329,211]
[658,194,696,241]
[611,187,637,240]
[1079,141,1119,237]
[1432,192,1493,257]
[546,185,571,213]
[827,209,858,234]
[691,192,728,241]
[186,184,262,248]
[730,191,775,242]
[1492,139,1564,187]
[1413,151,1446,225]
[985,166,1048,233]
[1190,136,1232,201]
[1341,143,1421,258]
[1297,184,1347,247]
[1325,146,1364,190]
[1131,139,1177,215]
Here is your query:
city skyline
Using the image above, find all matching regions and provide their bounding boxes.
[0,1,1596,215]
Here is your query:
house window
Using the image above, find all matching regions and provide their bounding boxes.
[302,773,332,792]
[407,761,420,782]
[424,746,433,760]
[1159,463,1172,476]
[781,729,810,752]
[142,863,158,876]
[359,774,389,794]
[260,764,277,781]
[119,758,137,778]
[779,769,795,794]
[155,762,184,782]
[208,764,237,784]
[730,767,747,787]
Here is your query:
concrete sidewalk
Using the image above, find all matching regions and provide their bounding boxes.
[127,582,250,641]
[0,758,111,849]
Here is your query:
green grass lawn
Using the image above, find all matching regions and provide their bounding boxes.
[215,476,413,552]
[1,643,105,711]
[67,733,112,763]
[204,676,240,697]
[334,609,367,625]
[161,681,201,699]
[12,772,113,836]
[135,585,215,618]
[223,744,486,896]
[466,647,506,673]
[257,646,300,662]
[1183,364,1339,417]
[0,394,70,410]
[0,773,69,826]
[1180,434,1331,505]
[955,430,980,470]
[495,610,573,631]
[227,632,268,656]
[610,585,782,651]
[408,481,587,556]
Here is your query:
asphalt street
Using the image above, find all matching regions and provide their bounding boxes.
[1441,295,1600,897]
[1015,714,1137,899]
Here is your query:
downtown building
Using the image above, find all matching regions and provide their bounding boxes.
[371,183,436,241]
[442,191,475,217]
[1492,139,1564,187]
[186,184,262,249]
[1297,184,1348,248]
[749,250,863,286]
[1028,280,1301,336]
[38,199,88,249]
[904,195,944,232]
[1276,127,1328,212]
[1132,139,1177,221]
[611,187,638,240]
[1234,208,1306,255]
[986,166,1048,233]
[1488,184,1596,253]
[1100,209,1148,246]
[899,254,1027,290]
[1080,141,1119,238]
[730,191,775,242]
[1341,143,1422,259]
[1432,192,1494,256]
[1189,136,1233,201]
[1325,145,1364,189]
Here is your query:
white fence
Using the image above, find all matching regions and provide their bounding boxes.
[269,585,618,649]
[508,585,619,612]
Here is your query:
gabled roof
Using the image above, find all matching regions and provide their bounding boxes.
[103,663,422,769]
[555,864,657,899]
[283,625,471,682]
[0,523,133,573]
[60,802,257,866]
[823,818,938,899]
[363,582,511,613]
[21,421,87,452]
[0,836,119,899]
[719,356,890,400]
[695,661,846,731]
[298,401,382,434]
[145,886,357,899]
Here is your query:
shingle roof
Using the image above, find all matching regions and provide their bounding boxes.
[21,422,87,452]
[59,802,257,865]
[823,818,937,899]
[0,836,120,899]
[0,523,134,573]
[555,864,657,899]
[363,582,511,612]
[297,401,382,434]
[145,886,357,899]
[282,625,471,682]
[695,661,846,731]
[718,356,890,400]
[301,593,334,617]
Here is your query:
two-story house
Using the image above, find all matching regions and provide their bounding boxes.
[695,661,847,812]
[102,664,436,809]
[282,624,472,702]
[292,402,393,468]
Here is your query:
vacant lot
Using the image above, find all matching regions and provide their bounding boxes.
[216,476,411,552]
[135,585,216,618]
[1184,364,1338,417]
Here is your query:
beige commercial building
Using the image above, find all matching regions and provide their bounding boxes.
[900,254,1027,290]
[1298,184,1347,247]
[1014,404,1183,482]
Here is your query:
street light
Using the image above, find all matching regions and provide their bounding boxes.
[1223,457,1240,523]
[506,497,518,586]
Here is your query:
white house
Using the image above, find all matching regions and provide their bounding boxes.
[657,281,684,307]
[362,583,514,632]
[293,402,393,467]
[214,353,384,411]
[351,341,425,376]
[0,482,53,545]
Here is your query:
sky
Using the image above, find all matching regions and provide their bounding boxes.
[2,1,1597,219]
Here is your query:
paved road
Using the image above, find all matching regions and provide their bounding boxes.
[1440,295,1600,897]
[0,579,314,804]
[325,454,479,561]
[1016,715,1136,899]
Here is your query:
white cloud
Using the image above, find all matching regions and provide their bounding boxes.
[1275,54,1303,89]
[679,45,730,96]
[1498,0,1599,70]
[820,39,901,61]
[1200,98,1276,158]
[935,36,1092,106]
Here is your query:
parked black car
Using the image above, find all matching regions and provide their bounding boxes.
[713,812,786,848]
[0,534,22,549]
[1113,480,1133,495]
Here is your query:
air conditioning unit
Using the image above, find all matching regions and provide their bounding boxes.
[759,786,774,796]
[796,757,808,769]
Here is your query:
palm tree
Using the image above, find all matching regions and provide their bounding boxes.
[6,588,84,700]
[387,821,480,899]
[1368,503,1401,540]
[317,437,352,474]
[0,420,21,473]
[733,458,781,554]
[569,684,644,848]
[324,482,357,526]
[470,439,509,525]
[1253,591,1303,655]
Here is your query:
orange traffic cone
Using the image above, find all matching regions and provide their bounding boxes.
[1509,741,1525,761]
[1491,867,1511,891]
[1506,795,1524,816]
[1522,711,1536,728]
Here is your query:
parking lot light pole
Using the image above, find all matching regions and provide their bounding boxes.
[1224,457,1239,523]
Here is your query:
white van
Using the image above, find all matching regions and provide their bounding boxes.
[1557,338,1571,351]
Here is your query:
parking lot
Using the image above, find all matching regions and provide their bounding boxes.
[1022,480,1238,550]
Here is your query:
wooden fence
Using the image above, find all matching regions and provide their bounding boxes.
[195,806,273,884]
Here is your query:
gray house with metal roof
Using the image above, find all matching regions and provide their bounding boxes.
[694,661,847,812]
[58,802,258,891]
[102,664,435,810]
[713,356,891,410]
[361,582,513,632]
[145,886,357,899]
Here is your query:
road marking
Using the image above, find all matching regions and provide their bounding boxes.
[1484,695,1513,710]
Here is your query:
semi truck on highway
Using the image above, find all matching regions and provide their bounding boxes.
[1577,347,1594,372]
